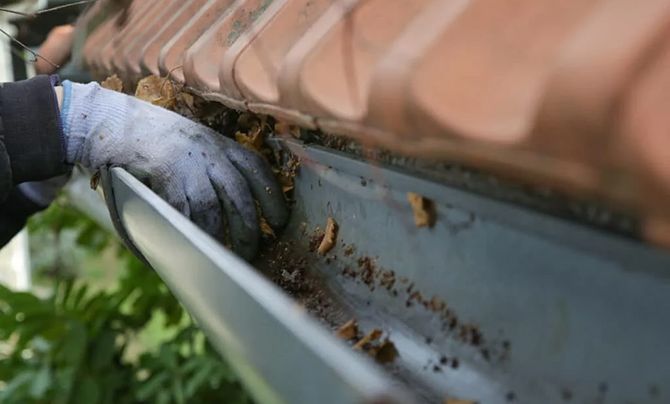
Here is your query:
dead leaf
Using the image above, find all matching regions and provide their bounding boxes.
[235,129,264,152]
[336,319,358,340]
[255,201,276,238]
[100,74,123,92]
[179,92,195,111]
[407,192,436,228]
[274,121,300,138]
[259,215,276,238]
[444,399,477,404]
[278,154,299,195]
[135,75,176,109]
[353,329,382,350]
[428,296,446,312]
[90,170,101,190]
[317,217,338,255]
[372,339,399,364]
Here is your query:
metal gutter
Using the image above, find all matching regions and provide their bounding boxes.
[273,139,670,404]
[101,166,412,404]
[67,138,670,403]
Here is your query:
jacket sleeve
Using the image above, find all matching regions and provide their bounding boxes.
[0,75,68,247]
[0,187,45,247]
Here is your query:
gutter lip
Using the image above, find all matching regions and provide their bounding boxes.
[104,166,415,404]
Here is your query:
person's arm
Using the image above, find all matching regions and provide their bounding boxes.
[0,75,68,246]
[0,75,287,257]
[0,69,288,257]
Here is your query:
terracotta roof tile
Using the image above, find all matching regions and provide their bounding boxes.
[139,0,210,77]
[96,0,153,72]
[79,0,670,246]
[110,0,170,80]
[234,0,331,105]
[157,0,237,83]
[183,0,273,99]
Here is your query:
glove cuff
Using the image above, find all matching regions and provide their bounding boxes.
[61,80,130,165]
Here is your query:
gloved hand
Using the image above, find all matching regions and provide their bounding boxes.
[59,80,288,259]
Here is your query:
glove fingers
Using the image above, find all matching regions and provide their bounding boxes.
[207,161,259,260]
[225,145,289,229]
[150,176,191,219]
[184,173,225,239]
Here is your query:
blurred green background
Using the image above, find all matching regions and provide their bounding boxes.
[0,196,251,404]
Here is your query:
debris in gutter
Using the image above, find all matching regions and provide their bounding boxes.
[235,117,265,152]
[317,217,338,255]
[350,328,399,364]
[89,170,101,190]
[179,92,195,112]
[135,75,176,109]
[372,339,399,364]
[256,202,276,239]
[235,130,264,152]
[100,74,123,92]
[336,319,358,340]
[407,192,436,228]
[276,153,299,195]
[274,120,301,138]
[353,329,383,350]
[259,215,276,238]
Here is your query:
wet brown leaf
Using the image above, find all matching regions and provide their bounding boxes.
[372,339,399,364]
[100,74,123,92]
[353,328,382,350]
[255,201,276,238]
[407,192,436,228]
[444,399,477,404]
[235,129,264,152]
[135,75,176,109]
[278,154,299,195]
[89,170,101,190]
[274,121,300,138]
[259,215,276,238]
[336,319,358,340]
[317,217,338,255]
[179,92,195,111]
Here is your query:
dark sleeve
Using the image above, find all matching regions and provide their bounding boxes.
[0,187,44,247]
[0,75,68,246]
[0,75,68,203]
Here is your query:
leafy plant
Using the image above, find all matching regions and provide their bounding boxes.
[0,198,251,404]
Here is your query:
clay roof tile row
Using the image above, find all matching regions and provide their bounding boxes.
[80,0,670,246]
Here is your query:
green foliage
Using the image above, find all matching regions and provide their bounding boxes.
[0,199,251,404]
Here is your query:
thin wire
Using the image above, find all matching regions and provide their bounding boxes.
[0,8,29,17]
[34,0,96,15]
[0,0,95,18]
[0,27,59,68]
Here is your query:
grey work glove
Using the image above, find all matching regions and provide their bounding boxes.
[60,80,288,259]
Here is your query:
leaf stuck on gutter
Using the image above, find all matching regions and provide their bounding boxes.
[101,74,123,92]
[353,328,382,350]
[373,339,399,364]
[135,75,176,109]
[317,217,338,255]
[336,319,358,340]
[407,192,436,228]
